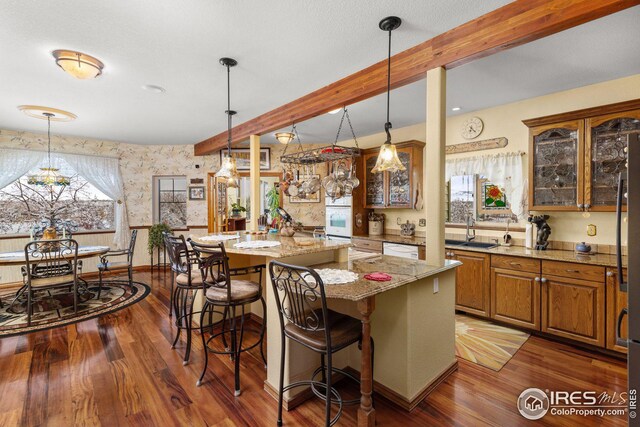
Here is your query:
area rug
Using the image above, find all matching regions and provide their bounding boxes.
[455,314,530,371]
[0,280,150,337]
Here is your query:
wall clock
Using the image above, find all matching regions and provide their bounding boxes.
[461,116,484,140]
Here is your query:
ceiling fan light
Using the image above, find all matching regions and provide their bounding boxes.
[275,132,294,144]
[371,142,405,173]
[53,50,104,79]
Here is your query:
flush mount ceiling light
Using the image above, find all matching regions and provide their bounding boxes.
[27,112,70,187]
[52,49,104,79]
[18,105,77,122]
[275,128,295,145]
[215,57,240,189]
[328,108,342,115]
[372,16,405,174]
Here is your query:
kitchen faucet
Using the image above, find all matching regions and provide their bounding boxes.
[465,212,476,242]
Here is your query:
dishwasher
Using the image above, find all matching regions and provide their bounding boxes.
[382,242,419,260]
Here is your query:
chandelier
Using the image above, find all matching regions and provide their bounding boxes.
[215,57,240,188]
[27,113,70,187]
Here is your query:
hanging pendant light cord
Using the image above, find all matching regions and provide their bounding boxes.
[384,28,392,144]
[47,114,52,168]
[226,63,232,157]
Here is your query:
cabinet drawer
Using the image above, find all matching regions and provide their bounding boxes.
[491,255,540,273]
[542,260,604,282]
[352,238,383,253]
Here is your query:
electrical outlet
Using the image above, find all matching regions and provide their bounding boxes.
[587,224,597,237]
[397,217,402,225]
[433,278,439,294]
[419,219,426,227]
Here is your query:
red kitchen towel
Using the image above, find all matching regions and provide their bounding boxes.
[364,272,392,281]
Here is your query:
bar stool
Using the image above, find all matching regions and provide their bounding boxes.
[189,239,267,395]
[164,233,209,365]
[269,260,374,427]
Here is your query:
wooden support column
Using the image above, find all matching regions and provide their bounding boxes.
[249,135,261,231]
[425,67,446,264]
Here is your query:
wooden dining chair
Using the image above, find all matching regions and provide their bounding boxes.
[96,230,138,298]
[21,239,80,326]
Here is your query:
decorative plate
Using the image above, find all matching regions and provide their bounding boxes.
[233,240,282,249]
[304,269,359,285]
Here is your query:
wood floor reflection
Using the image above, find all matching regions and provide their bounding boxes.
[0,270,628,426]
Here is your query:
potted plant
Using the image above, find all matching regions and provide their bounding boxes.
[266,186,281,230]
[148,222,172,255]
[230,202,246,218]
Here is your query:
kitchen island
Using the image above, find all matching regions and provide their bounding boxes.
[191,233,460,426]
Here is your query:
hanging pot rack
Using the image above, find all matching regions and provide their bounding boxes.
[279,108,361,166]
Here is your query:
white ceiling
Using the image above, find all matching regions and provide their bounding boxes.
[0,1,638,146]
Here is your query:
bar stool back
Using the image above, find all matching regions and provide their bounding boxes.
[269,260,372,427]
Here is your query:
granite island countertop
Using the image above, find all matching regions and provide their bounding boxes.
[190,232,351,258]
[311,255,460,301]
[445,243,627,268]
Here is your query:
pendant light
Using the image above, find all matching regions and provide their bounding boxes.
[275,129,294,145]
[371,16,405,174]
[27,113,70,187]
[215,57,240,188]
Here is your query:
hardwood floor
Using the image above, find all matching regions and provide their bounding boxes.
[0,270,628,426]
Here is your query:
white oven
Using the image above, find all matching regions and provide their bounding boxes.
[325,206,352,238]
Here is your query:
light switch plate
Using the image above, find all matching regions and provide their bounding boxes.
[587,224,597,236]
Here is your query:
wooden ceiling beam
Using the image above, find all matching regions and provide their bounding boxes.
[194,0,640,156]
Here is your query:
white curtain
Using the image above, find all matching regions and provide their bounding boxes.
[0,149,45,190]
[60,153,130,249]
[446,152,527,218]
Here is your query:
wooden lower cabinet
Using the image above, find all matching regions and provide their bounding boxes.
[606,268,628,353]
[541,274,605,347]
[450,250,490,317]
[490,268,541,330]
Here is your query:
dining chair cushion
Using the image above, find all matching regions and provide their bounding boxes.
[176,269,224,286]
[97,261,130,271]
[284,309,361,352]
[205,280,260,302]
[31,274,76,288]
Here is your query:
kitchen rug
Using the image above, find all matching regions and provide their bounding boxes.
[0,279,150,337]
[455,314,530,371]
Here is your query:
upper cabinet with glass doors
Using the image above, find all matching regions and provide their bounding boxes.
[524,101,640,212]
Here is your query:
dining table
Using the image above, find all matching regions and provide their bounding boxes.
[0,245,111,267]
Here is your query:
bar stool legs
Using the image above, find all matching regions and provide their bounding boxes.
[171,286,198,365]
[197,297,267,393]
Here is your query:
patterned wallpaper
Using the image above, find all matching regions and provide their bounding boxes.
[0,129,327,227]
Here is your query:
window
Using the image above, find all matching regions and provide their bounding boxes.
[153,176,187,229]
[0,160,115,234]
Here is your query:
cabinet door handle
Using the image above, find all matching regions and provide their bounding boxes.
[616,308,629,348]
[606,271,614,277]
[510,262,521,267]
[584,203,591,209]
[534,277,541,282]
[577,203,584,209]
[565,269,580,273]
[541,277,548,283]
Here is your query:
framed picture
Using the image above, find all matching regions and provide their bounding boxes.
[477,179,511,214]
[219,148,271,171]
[188,186,206,200]
[289,175,321,203]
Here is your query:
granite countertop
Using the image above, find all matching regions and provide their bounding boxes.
[190,232,350,258]
[445,243,627,268]
[352,234,427,246]
[311,256,460,301]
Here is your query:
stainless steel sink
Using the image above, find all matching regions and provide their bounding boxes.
[445,239,498,249]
